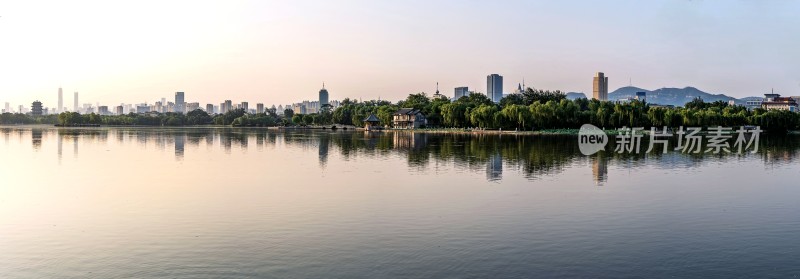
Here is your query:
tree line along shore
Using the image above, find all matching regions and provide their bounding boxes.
[2,89,799,133]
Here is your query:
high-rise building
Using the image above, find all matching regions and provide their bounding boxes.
[454,87,469,100]
[225,100,233,113]
[175,92,185,113]
[319,83,329,108]
[220,102,226,114]
[593,72,608,101]
[74,92,79,112]
[115,106,124,115]
[487,74,503,103]
[635,91,646,102]
[57,87,63,113]
[256,103,264,113]
[31,101,43,116]
[98,106,109,115]
[293,103,306,114]
[136,104,150,114]
[4,102,9,113]
[241,102,249,111]
[206,104,215,114]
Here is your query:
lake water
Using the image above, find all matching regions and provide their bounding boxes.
[1,126,799,278]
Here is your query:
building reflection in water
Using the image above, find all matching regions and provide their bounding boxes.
[31,129,42,150]
[205,133,215,148]
[318,134,330,168]
[14,127,799,185]
[222,134,232,154]
[591,153,608,186]
[486,153,503,182]
[57,132,63,163]
[74,135,79,158]
[175,134,185,160]
[392,131,427,150]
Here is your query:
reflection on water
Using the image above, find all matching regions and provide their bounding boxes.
[3,126,800,185]
[592,154,608,185]
[175,134,185,160]
[487,153,502,181]
[3,126,800,278]
[31,129,42,150]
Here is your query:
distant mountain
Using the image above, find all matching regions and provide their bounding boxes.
[740,96,763,101]
[608,86,739,107]
[565,92,587,100]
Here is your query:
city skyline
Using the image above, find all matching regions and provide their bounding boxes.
[1,1,799,107]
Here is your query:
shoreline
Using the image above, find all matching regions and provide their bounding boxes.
[1,124,798,135]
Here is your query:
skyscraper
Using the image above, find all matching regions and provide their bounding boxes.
[256,103,264,113]
[175,92,185,113]
[593,72,608,101]
[241,102,249,111]
[74,92,79,112]
[319,83,329,108]
[206,104,215,114]
[635,91,646,102]
[58,87,63,113]
[454,87,469,100]
[487,74,503,103]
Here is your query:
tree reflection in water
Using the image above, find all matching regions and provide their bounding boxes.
[8,127,800,183]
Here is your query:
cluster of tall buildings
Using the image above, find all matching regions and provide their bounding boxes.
[449,73,524,103]
[282,84,338,115]
[4,74,619,116]
[446,72,610,103]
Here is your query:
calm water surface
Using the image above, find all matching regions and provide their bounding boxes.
[1,126,799,278]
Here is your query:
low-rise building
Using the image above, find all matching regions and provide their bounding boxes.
[392,108,427,129]
[761,93,798,112]
[745,99,763,110]
[363,114,382,131]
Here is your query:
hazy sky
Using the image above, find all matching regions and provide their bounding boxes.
[1,0,799,108]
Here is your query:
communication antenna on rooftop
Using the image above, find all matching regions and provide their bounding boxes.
[629,77,632,87]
